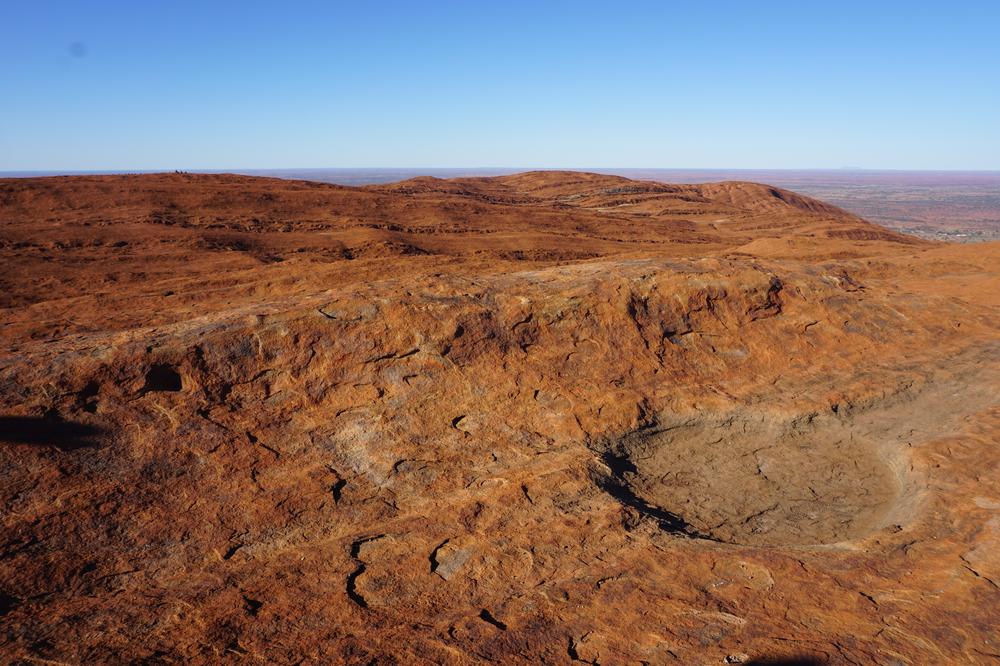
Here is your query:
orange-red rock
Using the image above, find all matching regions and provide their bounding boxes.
[1,172,998,663]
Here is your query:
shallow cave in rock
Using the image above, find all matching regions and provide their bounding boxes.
[142,364,183,393]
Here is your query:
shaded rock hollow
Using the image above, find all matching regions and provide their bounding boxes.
[599,414,907,546]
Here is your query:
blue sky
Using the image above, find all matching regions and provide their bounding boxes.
[2,1,998,170]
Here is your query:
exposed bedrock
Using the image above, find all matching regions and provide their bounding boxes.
[594,412,914,546]
[2,251,999,664]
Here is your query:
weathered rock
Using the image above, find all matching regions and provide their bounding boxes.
[0,171,998,663]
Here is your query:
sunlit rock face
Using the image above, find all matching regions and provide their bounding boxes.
[1,171,999,664]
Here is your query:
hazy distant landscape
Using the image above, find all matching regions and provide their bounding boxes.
[616,169,1000,243]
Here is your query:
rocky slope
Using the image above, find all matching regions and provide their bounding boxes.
[1,172,998,664]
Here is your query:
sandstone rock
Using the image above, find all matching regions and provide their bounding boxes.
[431,539,474,581]
[0,171,998,663]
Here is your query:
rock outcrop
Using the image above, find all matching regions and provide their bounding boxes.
[1,172,998,663]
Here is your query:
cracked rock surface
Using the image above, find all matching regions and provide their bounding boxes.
[1,171,999,663]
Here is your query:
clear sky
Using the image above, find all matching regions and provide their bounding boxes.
[2,1,998,170]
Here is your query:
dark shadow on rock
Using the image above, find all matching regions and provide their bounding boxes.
[0,591,20,617]
[142,364,183,392]
[598,450,714,539]
[0,416,103,450]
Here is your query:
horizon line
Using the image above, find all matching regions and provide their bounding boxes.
[5,166,1000,175]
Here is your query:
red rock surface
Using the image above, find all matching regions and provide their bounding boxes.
[1,171,998,664]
